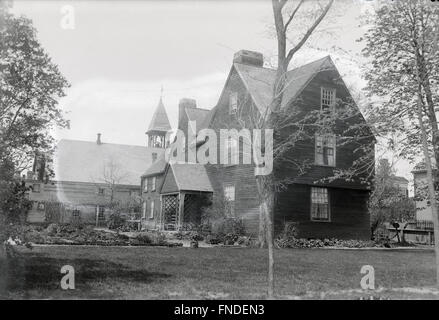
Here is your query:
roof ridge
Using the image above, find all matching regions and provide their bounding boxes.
[58,138,148,149]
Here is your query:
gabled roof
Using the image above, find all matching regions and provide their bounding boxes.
[185,107,210,133]
[169,163,213,192]
[147,97,172,133]
[233,55,336,114]
[142,153,167,177]
[53,139,163,185]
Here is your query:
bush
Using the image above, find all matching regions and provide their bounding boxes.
[107,212,126,230]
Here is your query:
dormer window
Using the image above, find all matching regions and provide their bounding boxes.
[321,87,336,110]
[229,92,238,114]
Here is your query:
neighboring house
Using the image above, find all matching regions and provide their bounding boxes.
[412,163,438,222]
[25,98,168,225]
[389,175,409,197]
[141,50,375,240]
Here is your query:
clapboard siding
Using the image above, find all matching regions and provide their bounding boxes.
[205,64,373,239]
[275,184,370,240]
[26,180,139,224]
[141,174,165,230]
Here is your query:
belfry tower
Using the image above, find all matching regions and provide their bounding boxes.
[146,91,171,148]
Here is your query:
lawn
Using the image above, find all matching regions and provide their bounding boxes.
[0,245,438,299]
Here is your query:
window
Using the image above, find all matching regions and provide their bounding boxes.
[150,201,155,219]
[72,209,80,217]
[315,135,336,166]
[37,202,45,211]
[152,177,156,191]
[225,137,238,166]
[152,152,158,162]
[224,184,236,217]
[142,201,147,219]
[144,178,148,192]
[321,87,336,110]
[97,206,105,219]
[98,187,105,195]
[32,184,40,193]
[229,92,238,114]
[311,187,330,221]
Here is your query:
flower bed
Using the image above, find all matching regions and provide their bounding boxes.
[275,237,390,249]
[12,224,181,247]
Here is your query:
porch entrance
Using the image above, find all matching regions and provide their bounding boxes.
[160,192,211,231]
[162,194,179,231]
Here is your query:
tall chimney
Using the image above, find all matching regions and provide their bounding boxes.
[97,133,102,145]
[178,98,197,130]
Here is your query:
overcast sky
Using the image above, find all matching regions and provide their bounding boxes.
[10,0,414,181]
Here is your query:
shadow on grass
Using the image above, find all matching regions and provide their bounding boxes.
[0,250,171,299]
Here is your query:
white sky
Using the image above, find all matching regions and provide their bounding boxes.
[10,0,414,182]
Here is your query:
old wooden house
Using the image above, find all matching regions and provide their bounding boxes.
[140,50,375,240]
[26,98,169,226]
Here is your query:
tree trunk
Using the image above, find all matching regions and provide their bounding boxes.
[256,174,275,299]
[415,81,439,286]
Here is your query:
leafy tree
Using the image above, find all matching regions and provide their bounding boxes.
[369,159,415,238]
[361,0,439,284]
[0,1,69,252]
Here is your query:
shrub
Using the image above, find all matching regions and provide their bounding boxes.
[107,212,126,230]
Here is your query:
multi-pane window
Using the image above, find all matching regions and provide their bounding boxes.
[229,92,238,114]
[315,135,336,166]
[98,187,105,195]
[97,206,105,219]
[152,177,156,191]
[37,202,45,211]
[321,87,336,110]
[142,201,147,219]
[72,209,80,217]
[143,178,148,192]
[150,201,155,219]
[224,184,236,217]
[310,187,330,221]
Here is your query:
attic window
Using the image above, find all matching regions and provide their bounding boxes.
[229,92,238,114]
[321,87,336,110]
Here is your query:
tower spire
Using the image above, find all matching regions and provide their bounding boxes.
[146,91,171,148]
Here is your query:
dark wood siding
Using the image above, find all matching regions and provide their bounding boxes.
[275,184,370,239]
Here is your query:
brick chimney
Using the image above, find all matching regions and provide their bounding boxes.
[233,50,264,67]
[178,98,197,130]
[97,133,102,145]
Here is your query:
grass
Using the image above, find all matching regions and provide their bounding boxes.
[0,245,438,299]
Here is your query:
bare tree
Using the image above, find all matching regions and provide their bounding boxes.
[226,0,335,299]
[93,157,129,207]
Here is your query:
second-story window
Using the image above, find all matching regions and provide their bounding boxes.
[152,177,156,191]
[321,87,336,110]
[32,183,41,193]
[229,92,238,114]
[144,178,148,192]
[98,187,105,195]
[315,135,336,167]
